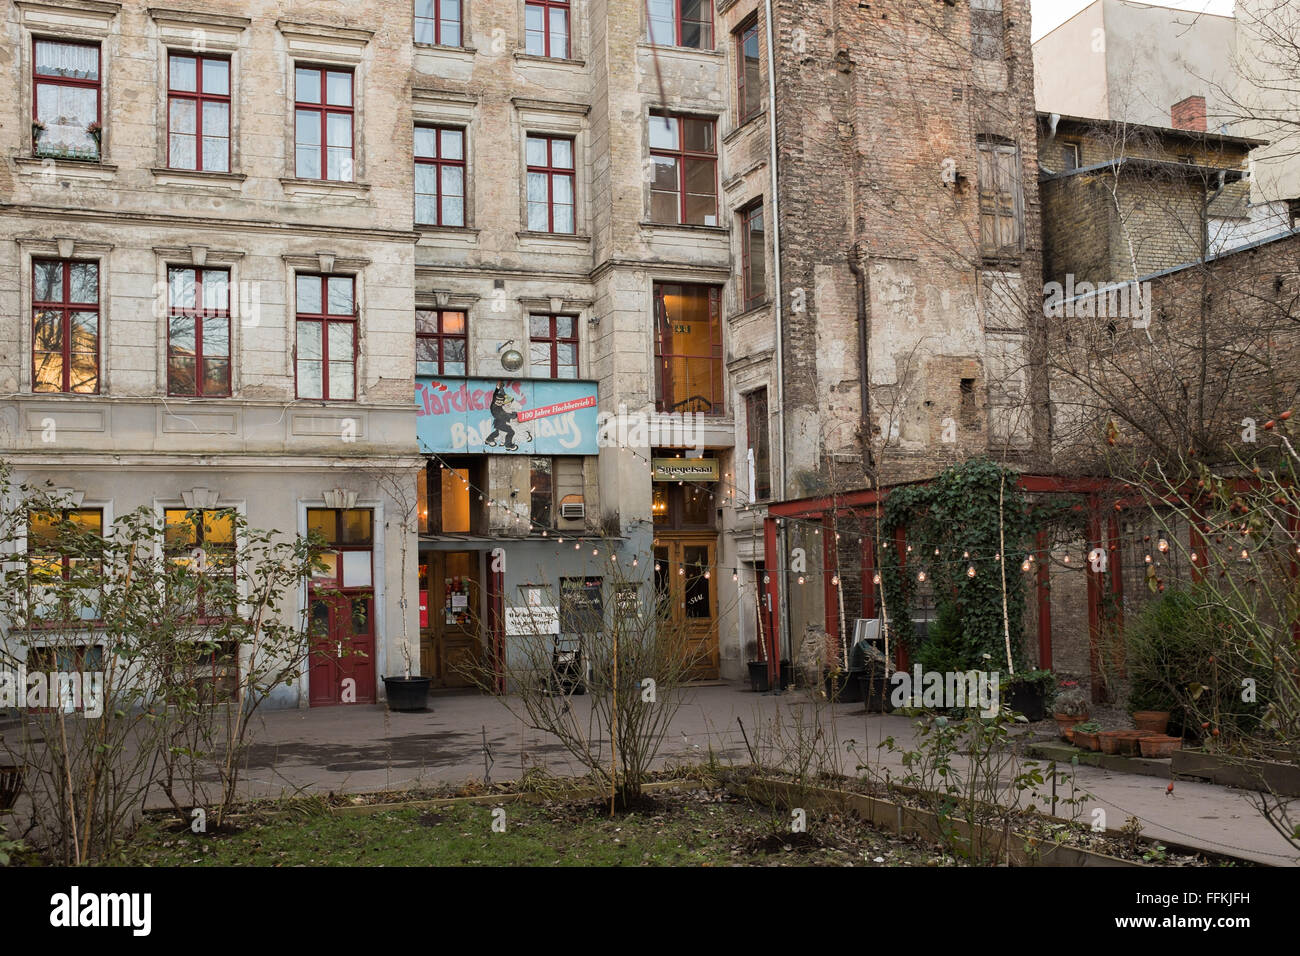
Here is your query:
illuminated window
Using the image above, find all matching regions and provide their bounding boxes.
[653,283,723,415]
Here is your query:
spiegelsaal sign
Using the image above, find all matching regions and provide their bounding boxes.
[417,377,598,455]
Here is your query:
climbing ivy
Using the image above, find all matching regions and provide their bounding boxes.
[877,459,1081,672]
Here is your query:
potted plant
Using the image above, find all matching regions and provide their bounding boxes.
[86,121,102,153]
[1053,681,1090,740]
[31,120,45,151]
[1072,720,1102,751]
[1004,668,1055,721]
[374,466,432,712]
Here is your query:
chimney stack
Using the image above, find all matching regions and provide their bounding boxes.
[1171,95,1207,132]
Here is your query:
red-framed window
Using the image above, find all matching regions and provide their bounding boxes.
[295,274,357,401]
[32,258,99,394]
[415,0,462,46]
[33,39,101,161]
[526,134,575,234]
[415,125,466,226]
[294,65,354,182]
[167,53,230,172]
[736,17,762,123]
[649,112,717,226]
[647,0,713,48]
[307,508,374,590]
[740,200,766,308]
[745,388,771,500]
[28,508,104,582]
[653,282,724,415]
[167,266,231,397]
[163,508,236,619]
[416,309,468,376]
[528,314,578,379]
[525,0,569,58]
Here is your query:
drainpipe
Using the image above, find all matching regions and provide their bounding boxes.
[764,0,786,502]
[763,0,790,675]
[847,245,874,475]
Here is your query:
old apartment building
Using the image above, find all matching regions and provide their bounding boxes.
[2,0,1046,703]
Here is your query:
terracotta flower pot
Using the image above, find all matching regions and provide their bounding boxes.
[1073,729,1101,751]
[1054,713,1088,741]
[1098,731,1127,755]
[1138,735,1182,759]
[1132,711,1170,735]
[1115,731,1155,757]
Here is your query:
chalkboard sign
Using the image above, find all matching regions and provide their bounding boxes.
[560,576,603,633]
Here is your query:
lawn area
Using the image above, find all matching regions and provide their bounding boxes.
[115,787,954,867]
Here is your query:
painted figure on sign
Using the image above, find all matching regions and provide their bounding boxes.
[484,380,520,451]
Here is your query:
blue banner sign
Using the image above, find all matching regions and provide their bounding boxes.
[416,377,599,455]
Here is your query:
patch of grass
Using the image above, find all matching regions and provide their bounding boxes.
[111,788,951,867]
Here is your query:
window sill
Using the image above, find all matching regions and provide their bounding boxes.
[514,52,586,68]
[280,177,372,201]
[639,220,728,235]
[636,42,723,60]
[981,253,1024,268]
[415,42,477,54]
[517,230,592,249]
[152,167,246,190]
[417,223,479,240]
[16,156,117,183]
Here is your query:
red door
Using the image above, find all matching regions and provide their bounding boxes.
[309,593,376,706]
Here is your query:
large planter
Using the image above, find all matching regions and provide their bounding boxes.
[1132,711,1171,735]
[1006,683,1048,722]
[747,661,771,693]
[382,676,432,712]
[1139,734,1182,759]
[825,671,864,703]
[857,671,896,713]
[1115,731,1156,757]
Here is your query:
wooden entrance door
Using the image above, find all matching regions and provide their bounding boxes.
[420,551,482,687]
[653,536,719,679]
[308,592,376,706]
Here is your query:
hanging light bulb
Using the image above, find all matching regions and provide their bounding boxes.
[831,574,839,585]
[1021,559,1031,572]
[906,544,913,553]
[967,565,977,578]
[1157,538,1169,553]
[575,542,580,550]
[633,557,638,567]
[1144,554,1152,564]
[962,550,969,559]
[732,572,738,581]
[934,548,940,556]
[654,562,660,572]
[917,571,927,583]
[797,575,805,585]
[1240,548,1250,560]
[592,548,598,556]
[872,573,881,585]
[1190,551,1199,563]
[679,566,685,575]
[704,570,711,579]
[1063,554,1071,564]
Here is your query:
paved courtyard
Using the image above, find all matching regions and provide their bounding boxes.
[224,683,1296,866]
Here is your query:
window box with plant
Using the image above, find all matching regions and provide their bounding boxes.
[1072,720,1102,751]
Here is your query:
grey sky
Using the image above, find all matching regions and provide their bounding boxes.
[1031,0,1235,42]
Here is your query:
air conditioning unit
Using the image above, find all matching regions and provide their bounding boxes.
[559,495,585,520]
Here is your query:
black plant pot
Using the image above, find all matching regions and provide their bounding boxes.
[747,661,771,693]
[858,671,896,713]
[825,671,865,703]
[1006,683,1047,722]
[383,676,432,712]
